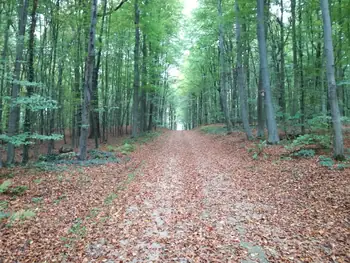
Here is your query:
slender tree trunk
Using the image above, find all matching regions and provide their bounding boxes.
[131,0,140,137]
[291,0,298,119]
[89,0,107,143]
[78,0,97,160]
[22,0,38,164]
[48,1,60,155]
[0,17,11,135]
[7,0,29,164]
[140,33,148,133]
[298,1,305,134]
[235,0,253,140]
[320,0,344,159]
[257,72,265,137]
[217,0,233,133]
[278,0,286,127]
[256,0,279,144]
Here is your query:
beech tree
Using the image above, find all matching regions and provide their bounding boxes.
[79,0,98,160]
[320,0,344,159]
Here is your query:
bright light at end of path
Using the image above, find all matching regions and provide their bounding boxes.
[177,123,185,131]
[182,0,198,16]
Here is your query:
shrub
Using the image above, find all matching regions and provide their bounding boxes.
[9,185,28,196]
[292,149,315,158]
[118,143,135,155]
[32,197,43,204]
[248,140,267,160]
[0,200,8,210]
[319,156,334,168]
[0,180,12,193]
[200,126,227,135]
[10,210,35,222]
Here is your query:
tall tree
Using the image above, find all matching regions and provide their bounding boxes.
[218,0,233,133]
[7,0,29,164]
[132,0,141,137]
[256,0,279,144]
[78,0,98,160]
[22,0,39,164]
[235,0,253,140]
[320,0,344,159]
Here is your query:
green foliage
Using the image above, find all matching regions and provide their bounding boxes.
[106,145,118,152]
[104,193,118,205]
[32,197,43,204]
[9,185,28,196]
[54,194,67,205]
[287,134,331,150]
[9,209,36,223]
[88,149,115,159]
[0,180,12,193]
[33,178,43,184]
[318,156,334,168]
[118,143,136,155]
[335,164,348,170]
[292,149,316,158]
[138,131,162,144]
[0,211,10,220]
[200,126,227,135]
[0,200,9,210]
[5,93,59,111]
[0,173,14,179]
[35,150,120,172]
[68,218,86,237]
[307,115,331,132]
[0,133,63,147]
[248,140,267,160]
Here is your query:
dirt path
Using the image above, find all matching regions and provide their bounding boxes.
[83,131,272,262]
[1,130,349,262]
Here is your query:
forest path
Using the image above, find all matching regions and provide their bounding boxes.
[85,130,269,262]
[2,129,348,262]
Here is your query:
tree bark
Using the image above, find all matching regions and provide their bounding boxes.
[78,0,97,160]
[235,0,253,140]
[320,0,344,159]
[140,32,148,133]
[256,0,279,144]
[217,0,233,133]
[22,0,38,164]
[7,0,29,164]
[89,0,108,142]
[131,0,140,137]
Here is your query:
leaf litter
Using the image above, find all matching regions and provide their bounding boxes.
[0,129,349,262]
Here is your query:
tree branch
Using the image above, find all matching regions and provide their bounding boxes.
[99,0,129,17]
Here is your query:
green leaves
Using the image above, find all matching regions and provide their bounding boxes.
[5,94,59,111]
[0,133,63,147]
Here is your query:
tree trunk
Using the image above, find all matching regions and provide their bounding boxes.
[278,0,286,127]
[22,0,38,164]
[0,16,11,135]
[256,0,279,144]
[131,0,140,137]
[320,0,344,159]
[89,0,108,142]
[235,0,253,140]
[78,0,97,160]
[140,33,148,133]
[7,0,29,164]
[217,0,233,133]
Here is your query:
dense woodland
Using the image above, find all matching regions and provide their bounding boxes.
[179,0,350,159]
[0,0,349,166]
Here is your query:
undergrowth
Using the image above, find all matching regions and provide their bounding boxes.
[200,126,228,135]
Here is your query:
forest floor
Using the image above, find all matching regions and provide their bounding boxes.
[0,127,349,262]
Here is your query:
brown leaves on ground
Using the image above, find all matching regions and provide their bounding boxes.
[0,129,349,262]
